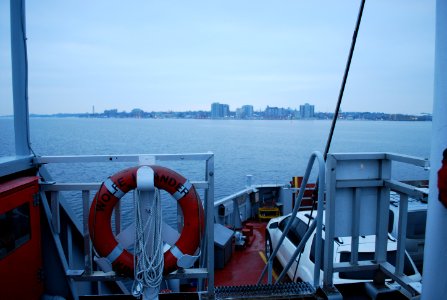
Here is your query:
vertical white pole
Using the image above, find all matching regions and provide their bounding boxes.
[136,166,157,300]
[421,0,447,299]
[10,0,31,156]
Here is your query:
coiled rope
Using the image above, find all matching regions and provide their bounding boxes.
[132,188,164,298]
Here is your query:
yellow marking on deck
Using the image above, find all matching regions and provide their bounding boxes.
[258,251,278,280]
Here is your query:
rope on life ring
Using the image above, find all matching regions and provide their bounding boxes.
[88,165,205,277]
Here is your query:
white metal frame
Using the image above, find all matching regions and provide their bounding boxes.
[36,153,215,297]
[323,152,428,298]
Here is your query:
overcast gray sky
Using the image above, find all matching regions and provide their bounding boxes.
[0,0,435,115]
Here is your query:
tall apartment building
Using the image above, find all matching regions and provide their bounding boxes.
[236,105,254,119]
[211,102,230,119]
[299,103,315,119]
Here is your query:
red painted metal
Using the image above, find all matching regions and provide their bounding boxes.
[0,176,43,300]
[214,222,270,286]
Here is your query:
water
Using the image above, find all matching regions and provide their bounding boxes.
[0,118,431,226]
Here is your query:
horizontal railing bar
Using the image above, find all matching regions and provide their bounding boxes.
[379,262,418,296]
[40,181,209,191]
[385,153,430,168]
[67,268,209,281]
[326,152,430,169]
[34,153,213,164]
[384,180,428,199]
[336,179,383,188]
[214,184,285,207]
[214,187,253,206]
[66,270,123,282]
[330,153,387,161]
[164,268,209,279]
[333,261,379,272]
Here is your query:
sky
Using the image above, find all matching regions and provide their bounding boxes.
[0,0,436,115]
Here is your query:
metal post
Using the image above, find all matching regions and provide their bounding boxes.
[375,159,391,264]
[422,0,447,298]
[10,0,31,156]
[82,190,93,274]
[51,191,60,234]
[136,166,158,300]
[350,188,361,266]
[205,155,215,297]
[395,193,408,276]
[323,156,337,287]
[313,154,326,288]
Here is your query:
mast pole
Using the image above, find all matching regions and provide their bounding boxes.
[421,0,447,298]
[10,0,31,156]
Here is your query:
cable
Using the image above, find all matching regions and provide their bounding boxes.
[311,0,366,211]
[323,0,366,160]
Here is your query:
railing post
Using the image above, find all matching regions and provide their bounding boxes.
[350,188,361,266]
[82,190,93,275]
[323,155,336,287]
[395,193,408,276]
[51,191,60,234]
[205,155,215,297]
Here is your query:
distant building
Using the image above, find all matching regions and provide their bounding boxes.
[104,109,118,117]
[264,106,293,119]
[264,106,280,119]
[131,108,144,118]
[236,105,254,119]
[211,102,230,119]
[241,105,253,118]
[299,103,315,119]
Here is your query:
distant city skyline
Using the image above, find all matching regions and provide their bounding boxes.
[2,100,433,118]
[1,1,435,115]
[22,102,431,122]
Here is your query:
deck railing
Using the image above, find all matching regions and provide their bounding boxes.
[322,153,428,298]
[35,153,215,299]
[214,181,286,229]
[255,152,429,299]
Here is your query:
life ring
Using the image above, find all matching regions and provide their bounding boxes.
[88,165,204,277]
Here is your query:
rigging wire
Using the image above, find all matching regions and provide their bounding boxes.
[323,0,366,160]
[311,0,366,199]
[305,0,366,284]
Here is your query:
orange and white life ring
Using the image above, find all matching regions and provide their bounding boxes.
[88,165,204,277]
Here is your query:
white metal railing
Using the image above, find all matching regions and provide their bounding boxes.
[213,179,286,229]
[322,153,428,298]
[35,153,215,297]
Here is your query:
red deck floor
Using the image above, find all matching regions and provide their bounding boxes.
[214,221,277,287]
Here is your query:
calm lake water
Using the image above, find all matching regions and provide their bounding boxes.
[0,118,431,226]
